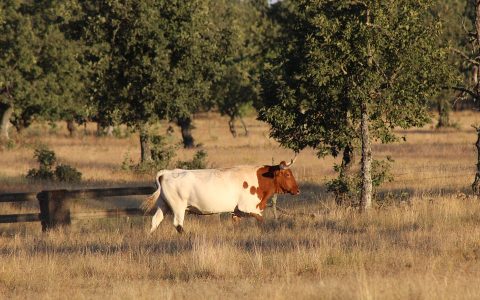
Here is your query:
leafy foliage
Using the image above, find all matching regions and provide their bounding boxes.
[176,150,208,170]
[209,0,274,133]
[149,135,176,170]
[26,146,81,182]
[327,157,394,206]
[260,0,454,203]
[54,164,82,183]
[32,147,57,169]
[80,0,224,160]
[0,0,87,130]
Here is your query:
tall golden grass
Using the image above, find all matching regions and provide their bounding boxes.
[0,111,479,299]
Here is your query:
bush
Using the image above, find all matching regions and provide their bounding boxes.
[55,164,82,182]
[122,135,208,173]
[33,147,56,169]
[123,135,176,174]
[176,150,208,170]
[26,167,55,181]
[150,135,175,169]
[26,146,82,182]
[326,157,394,206]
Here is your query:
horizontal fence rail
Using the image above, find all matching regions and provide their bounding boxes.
[72,208,148,220]
[61,186,156,199]
[0,192,38,203]
[0,186,155,232]
[0,213,41,223]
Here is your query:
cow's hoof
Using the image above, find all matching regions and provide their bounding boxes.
[176,225,184,234]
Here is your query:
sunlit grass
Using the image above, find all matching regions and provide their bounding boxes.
[0,111,479,299]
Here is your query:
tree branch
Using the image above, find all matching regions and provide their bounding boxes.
[450,86,480,100]
[450,47,480,65]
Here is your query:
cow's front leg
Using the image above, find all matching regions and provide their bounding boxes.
[256,190,274,211]
[249,213,264,223]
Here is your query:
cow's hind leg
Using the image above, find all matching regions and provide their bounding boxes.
[170,202,187,234]
[173,210,186,233]
[149,199,169,234]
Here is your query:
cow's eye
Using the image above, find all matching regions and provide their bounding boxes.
[286,173,290,177]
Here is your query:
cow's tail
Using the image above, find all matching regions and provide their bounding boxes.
[141,170,166,214]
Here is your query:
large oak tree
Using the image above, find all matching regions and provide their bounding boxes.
[82,0,221,160]
[260,0,453,209]
[0,0,86,141]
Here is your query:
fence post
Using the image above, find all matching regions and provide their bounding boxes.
[38,190,70,232]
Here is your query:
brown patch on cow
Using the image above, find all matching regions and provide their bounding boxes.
[254,166,278,210]
[243,181,248,189]
[254,163,300,210]
[250,186,257,195]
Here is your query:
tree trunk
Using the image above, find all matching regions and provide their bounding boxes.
[139,123,152,163]
[474,1,480,196]
[96,123,103,136]
[0,103,13,140]
[476,1,480,97]
[177,117,195,148]
[106,125,114,136]
[473,126,480,196]
[436,98,450,128]
[228,116,237,137]
[12,110,33,134]
[360,8,374,211]
[360,102,373,211]
[239,117,249,136]
[335,144,355,205]
[96,123,114,137]
[66,120,76,137]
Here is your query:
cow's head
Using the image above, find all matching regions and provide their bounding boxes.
[273,157,300,195]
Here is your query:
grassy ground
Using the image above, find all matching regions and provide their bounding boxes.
[0,111,479,299]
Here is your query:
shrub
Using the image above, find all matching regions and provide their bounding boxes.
[150,135,175,169]
[176,150,208,170]
[327,157,394,207]
[26,167,55,181]
[33,147,56,169]
[26,146,82,182]
[125,135,176,174]
[55,164,82,182]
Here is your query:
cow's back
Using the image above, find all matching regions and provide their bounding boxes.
[159,166,260,214]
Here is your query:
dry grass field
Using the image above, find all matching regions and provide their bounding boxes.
[1,111,480,299]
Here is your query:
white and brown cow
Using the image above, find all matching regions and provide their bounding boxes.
[142,158,299,233]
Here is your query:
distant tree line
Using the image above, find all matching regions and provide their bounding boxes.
[0,0,272,151]
[1,0,479,208]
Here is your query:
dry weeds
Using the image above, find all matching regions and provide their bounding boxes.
[0,111,479,299]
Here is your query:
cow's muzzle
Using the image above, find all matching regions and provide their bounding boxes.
[290,189,300,195]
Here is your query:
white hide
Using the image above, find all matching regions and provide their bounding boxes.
[149,166,263,233]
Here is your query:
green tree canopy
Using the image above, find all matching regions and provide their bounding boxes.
[209,0,273,137]
[260,0,454,208]
[0,0,87,139]
[83,0,222,157]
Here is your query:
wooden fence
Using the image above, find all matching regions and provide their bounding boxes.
[0,186,156,232]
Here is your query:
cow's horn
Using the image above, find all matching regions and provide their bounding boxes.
[283,153,298,168]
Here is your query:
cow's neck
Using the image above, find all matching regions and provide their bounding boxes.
[255,166,281,210]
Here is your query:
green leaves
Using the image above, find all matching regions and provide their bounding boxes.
[83,0,221,129]
[260,0,453,156]
[0,0,87,124]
